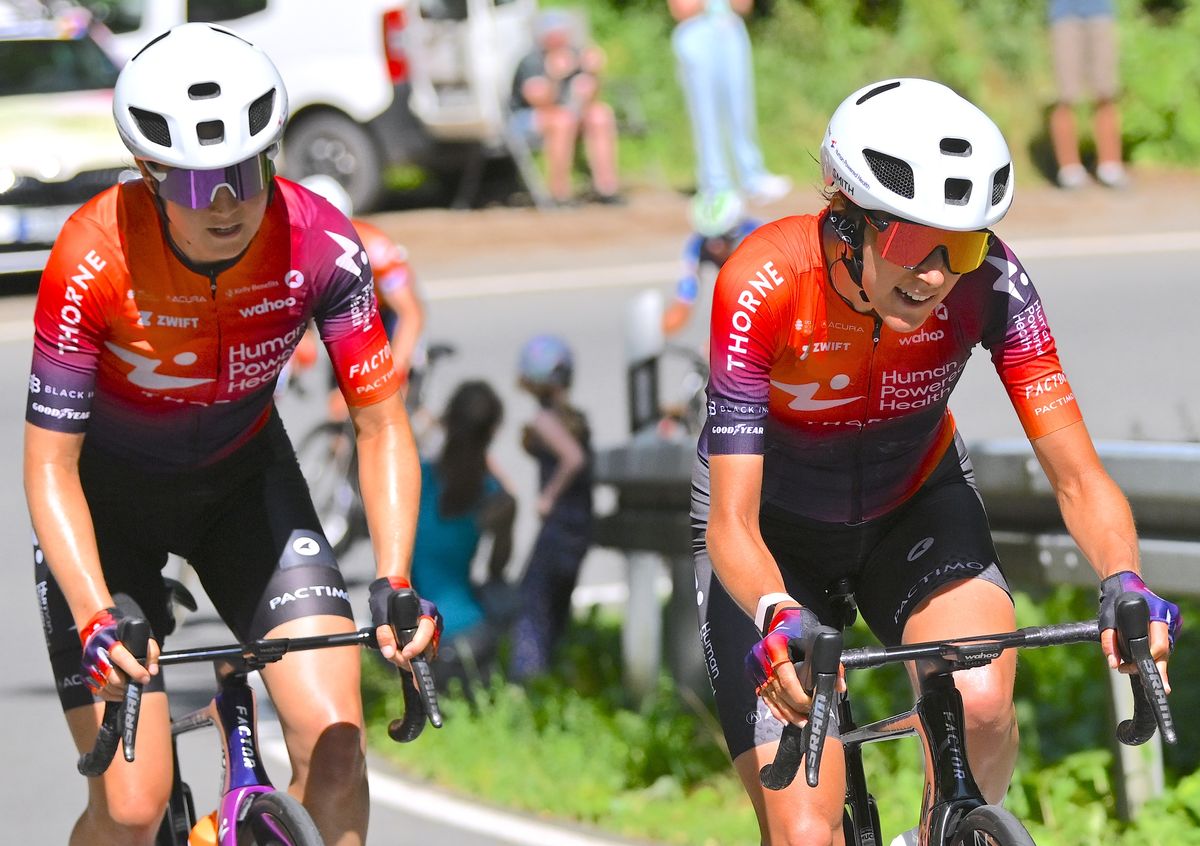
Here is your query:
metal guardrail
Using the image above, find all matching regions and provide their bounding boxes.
[592,437,1200,818]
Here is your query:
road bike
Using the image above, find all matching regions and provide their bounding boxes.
[77,587,443,846]
[759,591,1176,846]
[296,342,456,555]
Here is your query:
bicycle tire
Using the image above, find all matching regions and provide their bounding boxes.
[235,791,323,846]
[295,421,360,555]
[948,805,1035,846]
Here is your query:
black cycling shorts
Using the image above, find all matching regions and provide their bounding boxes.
[35,411,353,712]
[691,434,1012,761]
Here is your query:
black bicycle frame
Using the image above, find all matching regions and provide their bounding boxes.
[839,658,987,845]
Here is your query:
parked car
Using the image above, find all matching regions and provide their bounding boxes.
[82,0,537,212]
[0,4,132,274]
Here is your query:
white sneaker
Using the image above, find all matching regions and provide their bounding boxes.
[1096,161,1129,189]
[1055,164,1089,189]
[889,826,918,846]
[747,173,793,205]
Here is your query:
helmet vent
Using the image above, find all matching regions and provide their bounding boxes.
[129,107,172,148]
[197,120,225,146]
[944,178,972,206]
[990,164,1011,206]
[862,149,914,199]
[189,82,221,100]
[248,89,276,136]
[856,80,901,106]
[130,31,170,62]
[940,138,972,157]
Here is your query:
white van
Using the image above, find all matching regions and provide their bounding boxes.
[87,0,536,211]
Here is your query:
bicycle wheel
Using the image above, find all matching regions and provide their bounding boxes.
[295,421,359,554]
[948,805,1035,846]
[235,791,323,846]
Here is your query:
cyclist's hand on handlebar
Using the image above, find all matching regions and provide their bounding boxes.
[369,577,443,668]
[745,606,843,725]
[1099,572,1180,693]
[80,607,159,701]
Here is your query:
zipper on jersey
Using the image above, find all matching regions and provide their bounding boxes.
[849,316,884,524]
[209,267,223,401]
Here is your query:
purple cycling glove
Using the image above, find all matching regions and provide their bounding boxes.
[745,606,820,693]
[1098,571,1181,651]
[79,606,123,693]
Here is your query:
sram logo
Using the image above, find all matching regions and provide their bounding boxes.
[238,296,297,318]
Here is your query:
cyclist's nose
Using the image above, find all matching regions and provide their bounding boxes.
[208,185,240,213]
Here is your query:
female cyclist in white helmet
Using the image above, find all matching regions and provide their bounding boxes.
[693,77,1178,846]
[26,23,439,846]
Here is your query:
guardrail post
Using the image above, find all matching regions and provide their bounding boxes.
[622,551,664,700]
[1108,668,1165,819]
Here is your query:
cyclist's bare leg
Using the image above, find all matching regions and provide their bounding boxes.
[261,614,368,846]
[732,737,846,846]
[64,692,172,846]
[901,578,1018,805]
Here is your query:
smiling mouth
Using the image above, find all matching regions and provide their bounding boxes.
[208,223,243,238]
[897,288,932,305]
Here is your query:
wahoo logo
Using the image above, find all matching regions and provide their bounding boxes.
[238,296,297,318]
[898,327,946,346]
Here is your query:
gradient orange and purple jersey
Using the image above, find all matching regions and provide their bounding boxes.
[26,178,400,467]
[703,213,1082,524]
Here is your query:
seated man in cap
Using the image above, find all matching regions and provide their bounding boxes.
[510,9,621,205]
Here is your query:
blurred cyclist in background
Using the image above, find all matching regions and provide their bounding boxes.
[509,335,595,680]
[692,77,1179,846]
[663,189,760,337]
[291,175,425,419]
[24,24,438,846]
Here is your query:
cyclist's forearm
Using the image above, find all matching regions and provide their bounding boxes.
[24,454,112,627]
[706,514,789,620]
[1056,471,1140,579]
[353,397,421,579]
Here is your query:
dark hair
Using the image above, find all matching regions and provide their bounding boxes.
[437,381,504,518]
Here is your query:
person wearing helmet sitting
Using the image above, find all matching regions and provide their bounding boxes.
[24,24,438,846]
[508,335,595,681]
[692,78,1179,846]
[663,189,761,337]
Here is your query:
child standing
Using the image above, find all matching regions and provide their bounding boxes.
[510,335,594,680]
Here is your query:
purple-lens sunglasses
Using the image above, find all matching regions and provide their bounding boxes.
[146,151,274,209]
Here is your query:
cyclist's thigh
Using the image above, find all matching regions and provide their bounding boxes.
[851,448,1013,648]
[187,417,354,643]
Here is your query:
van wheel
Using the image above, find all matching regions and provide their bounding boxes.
[284,112,384,213]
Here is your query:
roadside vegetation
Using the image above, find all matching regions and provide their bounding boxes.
[364,587,1200,846]
[569,0,1200,194]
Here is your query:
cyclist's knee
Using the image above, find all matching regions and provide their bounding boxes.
[86,794,166,844]
[958,670,1017,736]
[292,721,367,790]
[766,813,841,846]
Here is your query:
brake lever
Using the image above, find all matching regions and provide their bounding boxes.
[119,618,151,763]
[385,589,443,742]
[1114,593,1176,746]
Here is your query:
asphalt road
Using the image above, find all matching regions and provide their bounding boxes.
[0,215,1195,843]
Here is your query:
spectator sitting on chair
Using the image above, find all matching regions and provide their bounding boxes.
[510,9,620,205]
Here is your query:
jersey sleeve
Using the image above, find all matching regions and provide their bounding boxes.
[311,222,401,407]
[704,229,785,455]
[981,242,1083,439]
[25,219,116,433]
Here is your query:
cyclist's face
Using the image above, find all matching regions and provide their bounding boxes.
[860,223,962,333]
[140,165,269,264]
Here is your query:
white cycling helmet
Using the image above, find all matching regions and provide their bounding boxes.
[300,174,354,217]
[113,23,288,169]
[688,190,745,238]
[821,78,1013,231]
